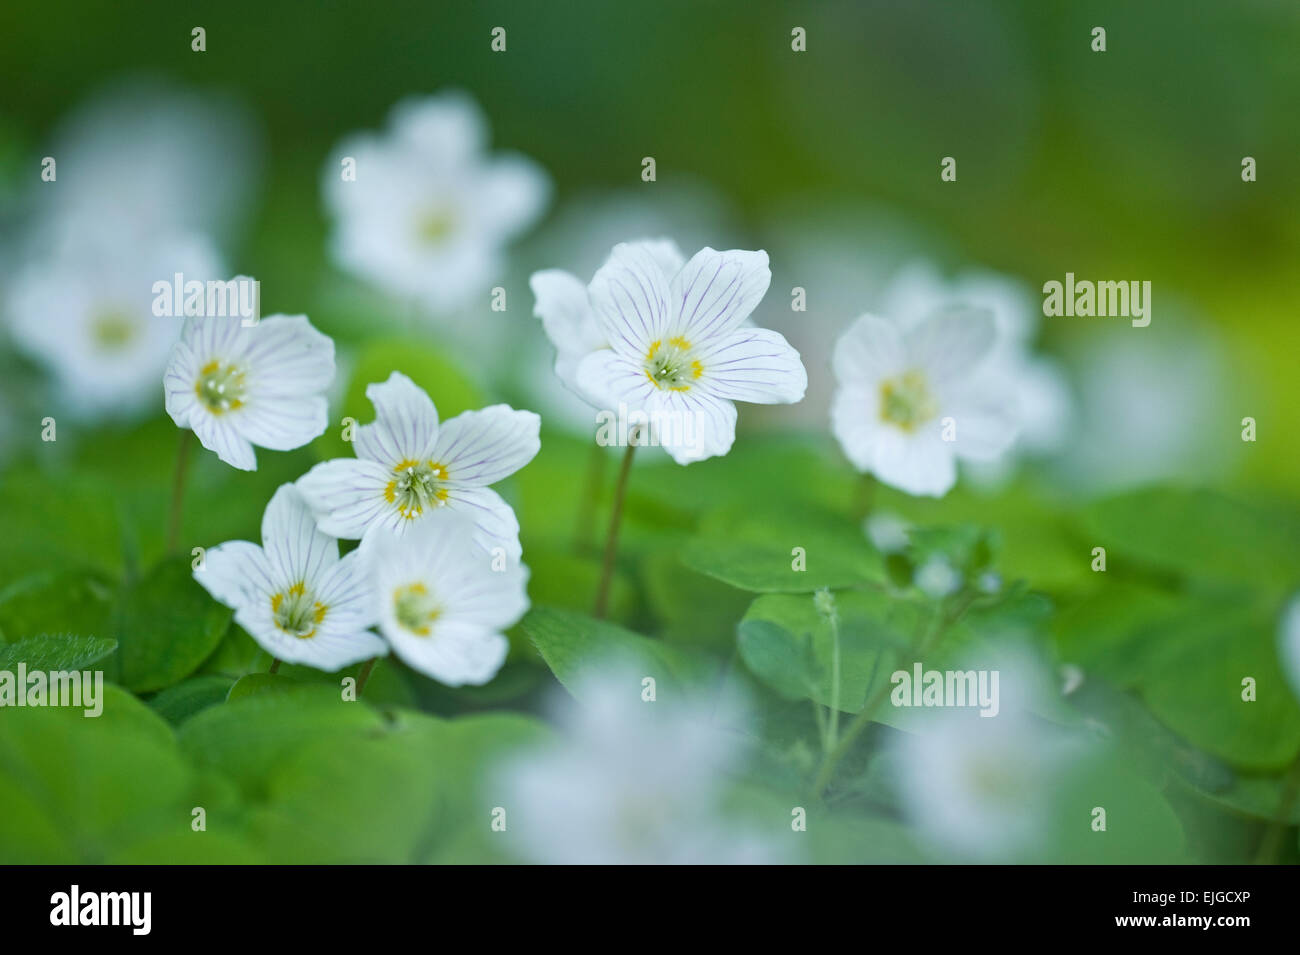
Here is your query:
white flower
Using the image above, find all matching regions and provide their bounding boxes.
[893,705,1075,862]
[529,238,686,407]
[494,662,782,863]
[880,261,1073,457]
[1279,595,1300,703]
[6,231,222,419]
[363,513,528,686]
[564,243,806,464]
[322,90,549,315]
[35,78,259,247]
[195,484,385,671]
[164,313,335,471]
[296,372,540,559]
[830,308,1016,497]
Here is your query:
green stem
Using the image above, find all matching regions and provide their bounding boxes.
[166,429,194,555]
[355,658,378,698]
[853,473,877,522]
[808,594,975,798]
[268,658,281,674]
[593,430,639,619]
[574,442,607,556]
[828,609,842,751]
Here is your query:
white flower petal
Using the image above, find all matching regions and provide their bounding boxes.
[297,458,394,540]
[390,90,487,170]
[589,242,673,358]
[236,395,328,452]
[389,622,509,687]
[234,592,384,671]
[575,349,657,411]
[446,486,524,560]
[670,247,770,344]
[191,408,257,471]
[194,540,276,609]
[313,549,381,635]
[832,313,905,384]
[942,397,1018,462]
[353,371,440,465]
[648,390,738,465]
[699,327,807,405]
[905,306,996,384]
[872,427,957,497]
[163,338,200,427]
[241,314,335,398]
[640,238,686,277]
[830,382,883,472]
[261,484,339,588]
[475,154,551,238]
[530,268,604,385]
[1279,596,1300,702]
[434,405,541,487]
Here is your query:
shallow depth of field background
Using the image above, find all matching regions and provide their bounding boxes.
[1,0,1298,864]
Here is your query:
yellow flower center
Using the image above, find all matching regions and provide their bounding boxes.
[879,369,938,432]
[644,336,703,391]
[91,309,137,349]
[416,205,458,246]
[270,581,327,639]
[384,459,450,520]
[195,359,247,414]
[393,582,440,636]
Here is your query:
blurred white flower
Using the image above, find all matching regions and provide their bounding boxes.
[864,511,911,553]
[892,673,1077,861]
[495,663,781,863]
[914,556,962,598]
[35,77,259,247]
[323,90,549,315]
[1064,318,1231,491]
[1279,595,1300,703]
[363,512,527,686]
[6,229,222,420]
[530,238,685,407]
[570,243,807,464]
[296,372,539,559]
[830,308,1016,497]
[195,484,385,671]
[881,261,1073,458]
[164,313,335,471]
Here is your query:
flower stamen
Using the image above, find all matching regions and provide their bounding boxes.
[393,582,440,636]
[270,581,327,639]
[879,369,938,432]
[195,359,247,415]
[644,336,702,391]
[384,459,450,520]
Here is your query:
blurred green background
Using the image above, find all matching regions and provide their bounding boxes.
[1,0,1298,864]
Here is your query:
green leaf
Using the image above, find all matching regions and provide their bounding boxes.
[0,633,117,672]
[177,682,385,797]
[0,685,203,863]
[684,504,883,593]
[0,571,116,644]
[643,550,753,652]
[109,556,231,693]
[0,469,126,582]
[1058,586,1300,770]
[146,675,236,726]
[1083,487,1300,588]
[522,605,716,699]
[1140,606,1300,770]
[738,590,914,714]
